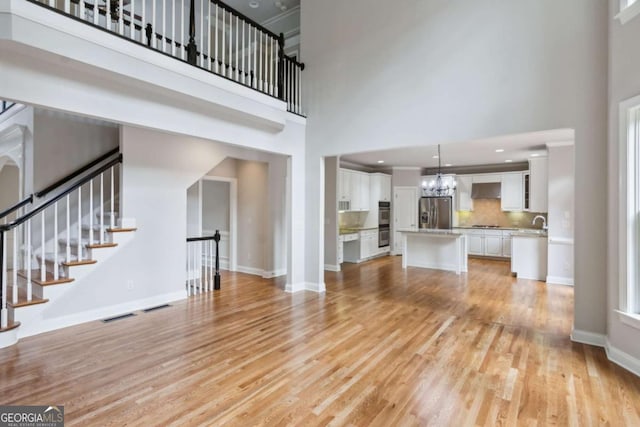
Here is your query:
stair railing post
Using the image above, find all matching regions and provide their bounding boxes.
[145,23,153,47]
[214,230,221,290]
[186,0,198,65]
[277,33,285,101]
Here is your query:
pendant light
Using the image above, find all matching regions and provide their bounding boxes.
[424,144,456,196]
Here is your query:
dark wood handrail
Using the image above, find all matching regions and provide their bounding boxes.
[0,195,34,220]
[0,155,122,232]
[284,55,305,70]
[186,235,217,242]
[35,147,120,198]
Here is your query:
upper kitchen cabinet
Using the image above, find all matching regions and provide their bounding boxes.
[528,157,548,213]
[370,173,392,203]
[456,175,473,211]
[339,168,370,211]
[501,172,524,211]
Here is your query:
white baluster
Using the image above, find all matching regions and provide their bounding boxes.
[207,0,211,70]
[77,186,82,262]
[298,64,302,114]
[204,238,209,291]
[151,0,156,48]
[12,227,18,304]
[105,0,111,31]
[80,0,85,21]
[100,173,104,244]
[26,220,31,301]
[259,31,263,91]
[110,166,115,229]
[228,10,232,78]
[193,242,197,294]
[247,24,252,86]
[130,0,135,40]
[235,15,239,81]
[181,0,185,60]
[186,242,190,296]
[214,4,219,73]
[221,9,225,74]
[141,0,146,44]
[171,0,175,56]
[200,0,204,65]
[64,0,70,14]
[53,201,59,280]
[253,26,257,89]
[49,0,55,8]
[66,195,71,263]
[241,21,245,84]
[162,0,166,52]
[93,0,98,25]
[89,179,94,246]
[40,212,45,283]
[119,0,124,34]
[275,37,279,97]
[1,231,6,328]
[209,240,214,290]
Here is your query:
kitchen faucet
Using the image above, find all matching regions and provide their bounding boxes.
[532,215,548,230]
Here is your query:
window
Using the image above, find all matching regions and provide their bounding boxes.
[616,0,640,24]
[618,96,640,329]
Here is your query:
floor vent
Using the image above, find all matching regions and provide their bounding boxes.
[142,304,171,313]
[102,313,136,323]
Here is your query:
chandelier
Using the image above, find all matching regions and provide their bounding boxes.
[424,144,456,197]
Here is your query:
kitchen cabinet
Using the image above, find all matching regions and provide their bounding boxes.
[458,229,514,258]
[338,169,370,211]
[502,237,512,257]
[501,172,524,211]
[393,187,419,254]
[370,173,392,203]
[456,175,473,211]
[360,229,378,259]
[381,175,391,202]
[338,240,344,264]
[528,157,548,213]
[467,230,485,255]
[511,235,548,280]
[343,229,387,262]
[338,169,352,211]
[473,174,501,184]
[485,234,503,256]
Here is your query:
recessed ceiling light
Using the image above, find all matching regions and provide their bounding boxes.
[495,149,504,153]
[445,163,452,167]
[505,159,513,163]
[432,155,439,159]
[530,153,540,157]
[377,160,384,164]
[249,0,259,8]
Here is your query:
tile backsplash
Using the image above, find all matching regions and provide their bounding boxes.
[338,211,368,229]
[456,199,547,229]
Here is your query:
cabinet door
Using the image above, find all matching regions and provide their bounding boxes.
[381,175,392,201]
[457,175,473,211]
[529,158,548,213]
[350,172,362,211]
[502,238,511,258]
[485,236,503,256]
[360,174,370,210]
[338,241,344,263]
[339,169,352,202]
[468,235,484,255]
[360,233,369,259]
[501,173,523,211]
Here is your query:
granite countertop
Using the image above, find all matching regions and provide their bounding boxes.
[339,227,378,235]
[399,229,464,236]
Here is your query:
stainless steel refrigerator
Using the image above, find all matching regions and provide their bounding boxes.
[419,196,452,229]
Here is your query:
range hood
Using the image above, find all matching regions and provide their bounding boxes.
[471,183,501,199]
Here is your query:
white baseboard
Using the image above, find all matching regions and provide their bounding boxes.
[324,264,340,272]
[546,275,574,286]
[570,329,606,347]
[285,282,326,293]
[262,269,286,279]
[18,290,187,339]
[236,265,264,277]
[605,338,640,378]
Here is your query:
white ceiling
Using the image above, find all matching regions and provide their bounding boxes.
[340,129,574,169]
[223,0,299,31]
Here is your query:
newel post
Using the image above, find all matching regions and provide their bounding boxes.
[213,230,221,290]
[186,0,198,65]
[277,33,285,100]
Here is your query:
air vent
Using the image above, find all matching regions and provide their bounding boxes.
[142,304,171,313]
[102,313,136,323]
[338,200,351,211]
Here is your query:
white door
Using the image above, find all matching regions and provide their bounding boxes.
[393,186,419,254]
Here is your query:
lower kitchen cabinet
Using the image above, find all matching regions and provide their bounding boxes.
[468,235,484,256]
[344,229,389,263]
[485,235,503,256]
[459,229,513,258]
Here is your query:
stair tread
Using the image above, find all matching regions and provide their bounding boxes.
[107,228,137,233]
[8,287,49,308]
[17,270,74,286]
[63,259,97,267]
[87,242,118,249]
[0,321,20,333]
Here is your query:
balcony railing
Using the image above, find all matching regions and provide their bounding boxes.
[1,101,16,116]
[27,0,305,116]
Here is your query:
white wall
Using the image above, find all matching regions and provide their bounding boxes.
[546,144,575,285]
[33,109,118,191]
[302,0,608,333]
[0,163,19,212]
[202,180,230,232]
[607,0,640,364]
[236,160,268,272]
[323,156,338,268]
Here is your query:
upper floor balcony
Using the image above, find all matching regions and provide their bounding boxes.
[0,0,305,121]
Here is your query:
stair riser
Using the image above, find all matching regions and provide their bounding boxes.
[57,243,89,258]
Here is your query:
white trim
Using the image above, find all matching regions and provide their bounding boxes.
[392,166,422,171]
[324,264,340,272]
[262,269,286,279]
[570,329,606,347]
[605,338,640,377]
[17,291,187,339]
[546,276,574,286]
[616,309,640,331]
[545,140,574,148]
[285,282,326,293]
[615,0,640,24]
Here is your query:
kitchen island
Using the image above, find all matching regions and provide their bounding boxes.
[399,229,468,274]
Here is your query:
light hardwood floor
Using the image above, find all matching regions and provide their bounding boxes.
[1,257,640,426]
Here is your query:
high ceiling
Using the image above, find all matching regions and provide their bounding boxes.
[223,0,299,34]
[340,129,574,169]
